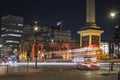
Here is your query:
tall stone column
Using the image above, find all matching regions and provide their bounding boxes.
[86,0,95,23]
[77,0,104,47]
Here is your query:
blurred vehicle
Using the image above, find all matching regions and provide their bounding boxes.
[75,62,100,70]
[72,45,100,70]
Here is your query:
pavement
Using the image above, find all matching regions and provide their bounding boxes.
[0,66,119,80]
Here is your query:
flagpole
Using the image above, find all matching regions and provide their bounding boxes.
[61,20,62,30]
[57,20,63,30]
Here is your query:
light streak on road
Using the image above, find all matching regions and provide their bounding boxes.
[0,62,76,67]
[0,62,120,69]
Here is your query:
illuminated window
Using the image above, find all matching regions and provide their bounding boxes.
[7,34,21,37]
[17,24,23,26]
[1,34,7,37]
[6,40,19,43]
[13,30,22,33]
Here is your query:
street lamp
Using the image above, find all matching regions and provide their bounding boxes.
[110,12,116,19]
[34,21,38,69]
[110,11,116,57]
[109,11,116,72]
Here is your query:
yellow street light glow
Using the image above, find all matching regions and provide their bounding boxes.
[34,26,38,31]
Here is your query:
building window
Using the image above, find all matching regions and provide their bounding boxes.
[6,40,19,43]
[7,34,21,37]
[17,23,23,26]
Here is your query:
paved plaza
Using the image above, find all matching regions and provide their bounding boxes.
[0,65,119,80]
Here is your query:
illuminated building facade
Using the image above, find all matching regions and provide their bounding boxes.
[1,15,23,51]
[100,40,120,60]
[20,21,79,61]
[100,41,109,55]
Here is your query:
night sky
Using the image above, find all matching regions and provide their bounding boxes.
[0,0,120,41]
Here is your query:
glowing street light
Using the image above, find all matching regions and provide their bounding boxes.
[110,12,115,17]
[110,12,116,19]
[34,26,38,31]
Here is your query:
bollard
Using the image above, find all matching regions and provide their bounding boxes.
[60,68,63,72]
[111,62,114,71]
[118,70,120,80]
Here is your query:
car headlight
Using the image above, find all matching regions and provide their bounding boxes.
[87,64,91,67]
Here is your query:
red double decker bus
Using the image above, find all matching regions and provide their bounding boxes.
[72,45,100,70]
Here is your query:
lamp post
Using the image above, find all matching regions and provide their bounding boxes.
[109,11,116,72]
[34,21,38,69]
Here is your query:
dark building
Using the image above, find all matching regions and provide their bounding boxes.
[1,15,23,51]
[113,26,120,43]
[100,26,120,59]
[112,26,120,58]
